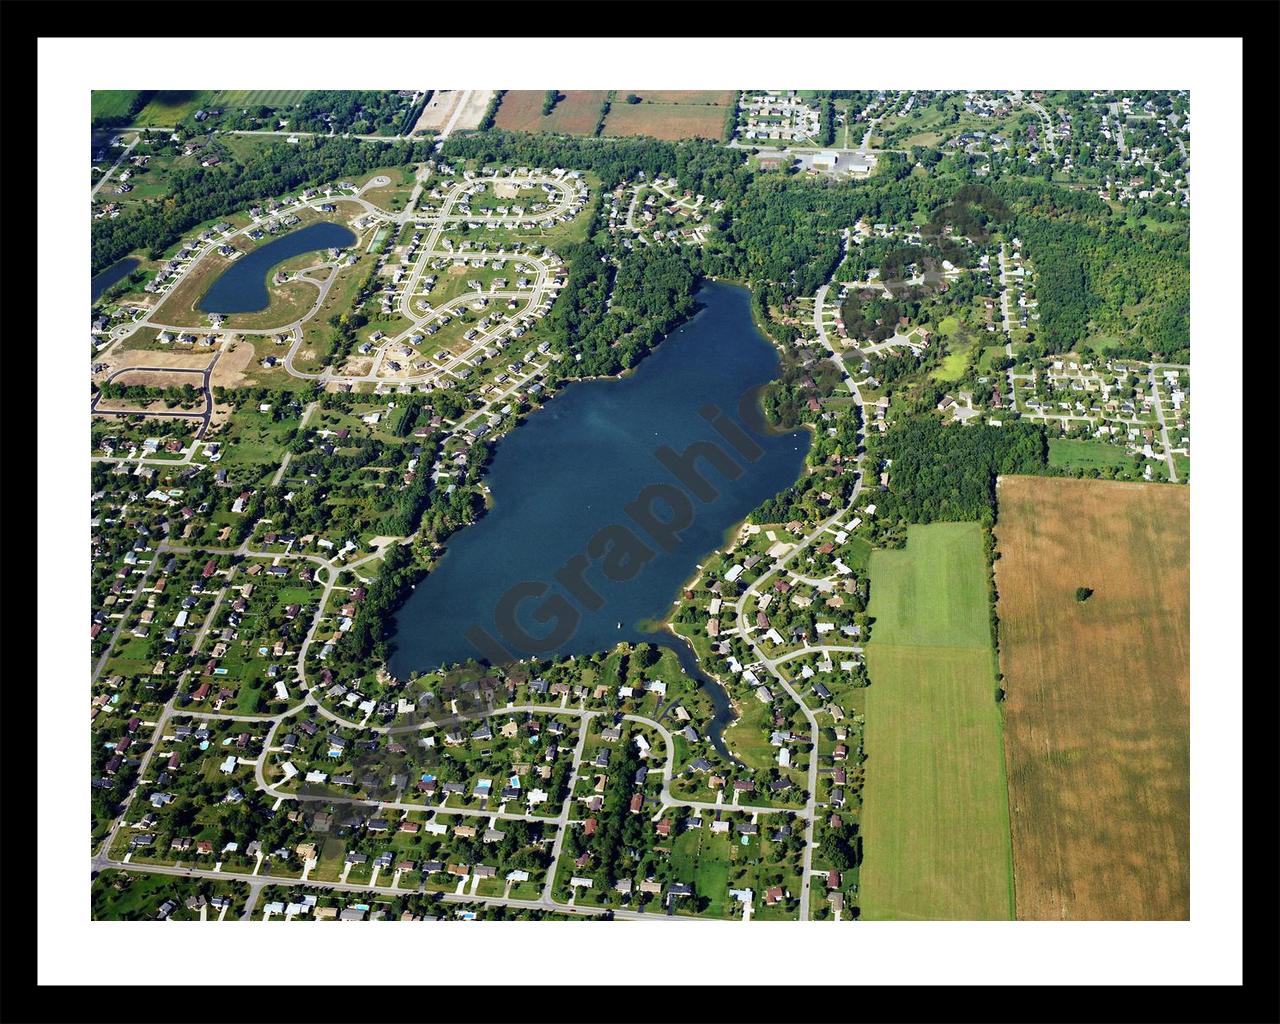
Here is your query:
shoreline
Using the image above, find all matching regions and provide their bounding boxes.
[388,280,808,685]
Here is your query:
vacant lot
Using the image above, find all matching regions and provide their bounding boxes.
[603,102,728,141]
[1047,438,1135,472]
[413,89,493,134]
[493,90,609,135]
[860,522,1014,921]
[994,475,1189,920]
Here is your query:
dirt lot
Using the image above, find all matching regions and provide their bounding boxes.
[994,475,1190,920]
[339,355,375,376]
[109,368,206,389]
[494,91,608,135]
[210,337,257,388]
[414,90,460,132]
[95,347,213,382]
[414,89,493,134]
[452,89,493,131]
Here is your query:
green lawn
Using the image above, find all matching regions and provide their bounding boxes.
[722,698,776,770]
[92,869,247,921]
[1048,438,1134,471]
[931,348,970,382]
[840,535,874,571]
[672,828,731,918]
[860,522,1014,920]
[977,345,1010,374]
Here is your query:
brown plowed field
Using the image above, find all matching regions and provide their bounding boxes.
[603,102,727,141]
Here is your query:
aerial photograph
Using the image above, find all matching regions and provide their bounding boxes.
[86,86,1191,924]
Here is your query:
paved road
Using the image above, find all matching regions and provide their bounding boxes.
[710,247,872,920]
[91,135,139,199]
[189,582,230,655]
[271,401,316,486]
[1023,95,1058,158]
[998,244,1017,405]
[91,539,167,685]
[93,355,219,438]
[1147,367,1179,482]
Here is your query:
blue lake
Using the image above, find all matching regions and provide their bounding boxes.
[91,258,139,304]
[198,221,356,314]
[388,281,811,753]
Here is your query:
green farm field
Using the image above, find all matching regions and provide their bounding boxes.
[211,90,312,108]
[92,91,141,121]
[133,91,216,126]
[863,522,992,649]
[859,522,1014,920]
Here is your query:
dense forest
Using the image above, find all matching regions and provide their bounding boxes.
[994,178,1189,362]
[541,210,701,377]
[867,417,1048,525]
[343,542,419,665]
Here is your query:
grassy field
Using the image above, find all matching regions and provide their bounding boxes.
[133,90,215,127]
[493,90,609,135]
[860,522,1014,920]
[993,475,1189,920]
[360,165,417,213]
[1048,438,1135,471]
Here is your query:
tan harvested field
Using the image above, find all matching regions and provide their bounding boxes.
[493,91,609,135]
[619,90,737,106]
[994,475,1190,920]
[603,102,727,141]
